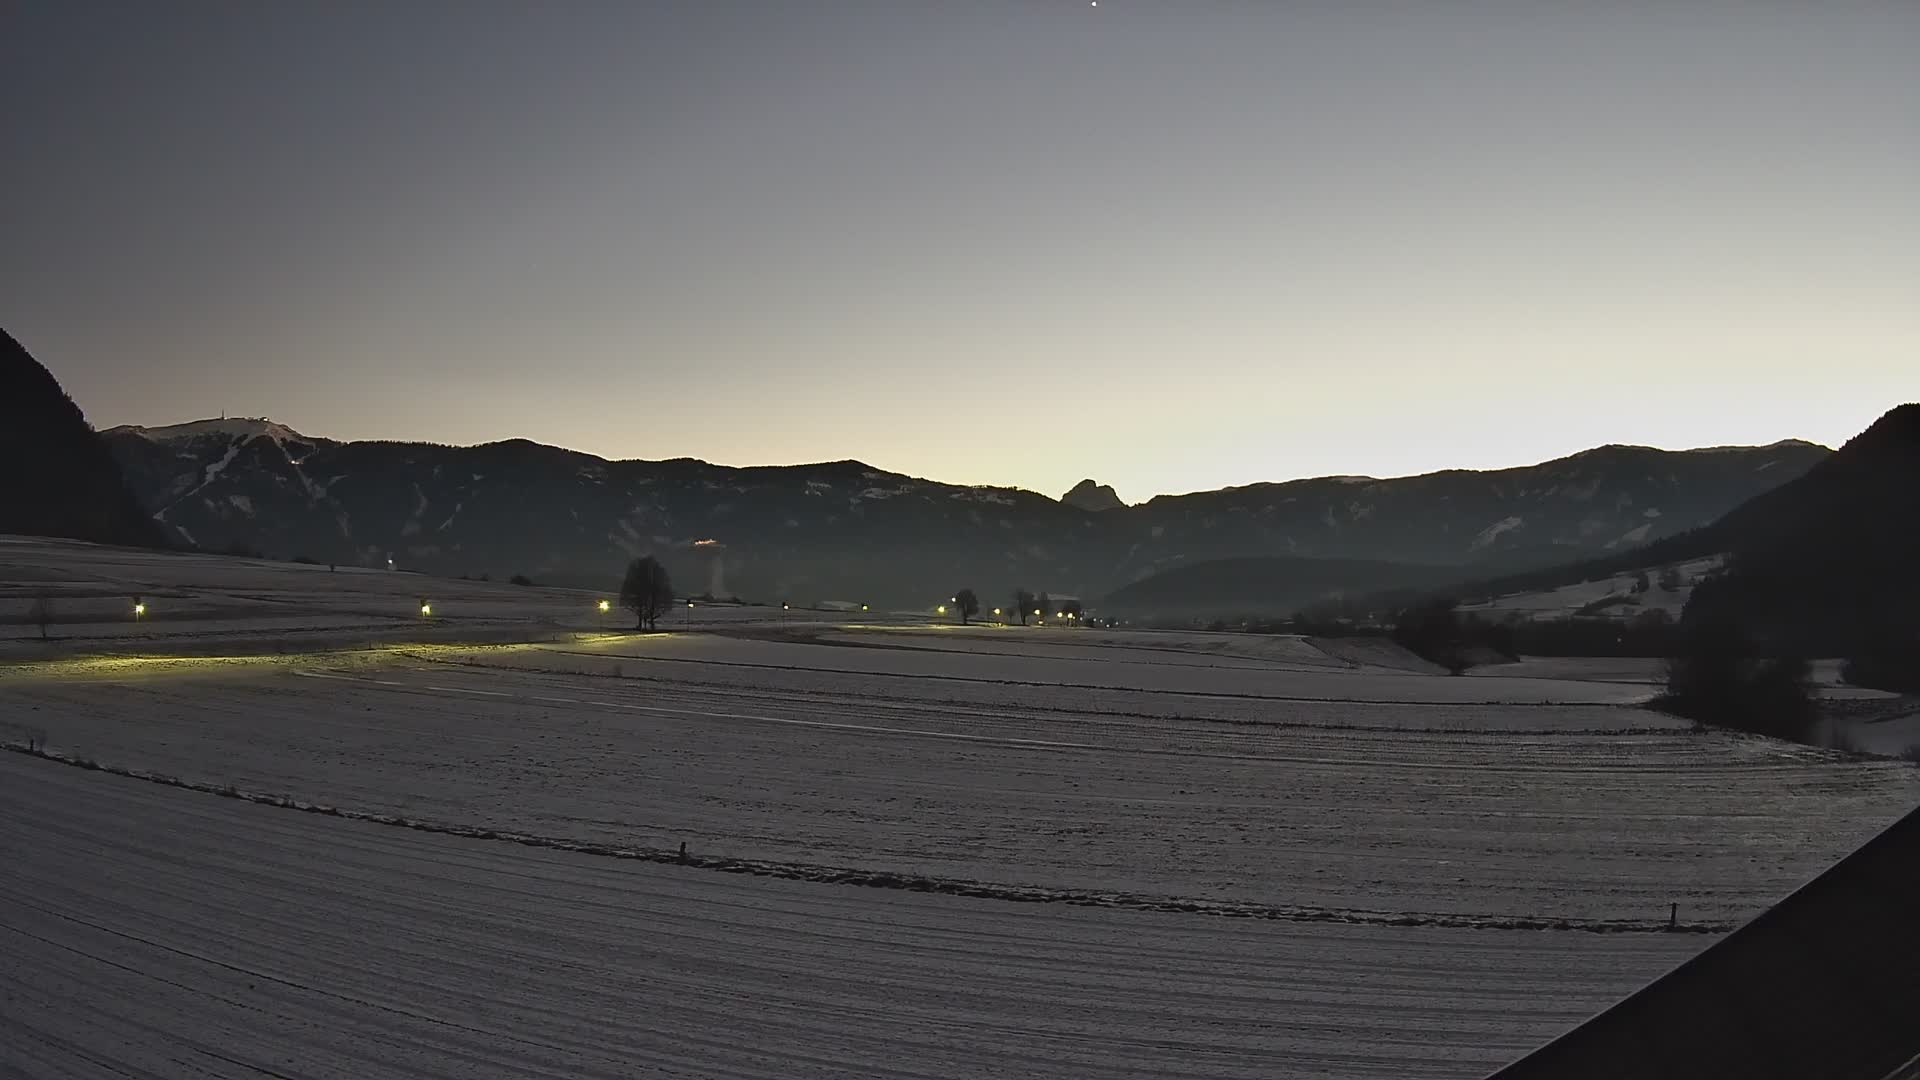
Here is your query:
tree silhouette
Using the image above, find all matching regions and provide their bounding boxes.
[27,595,52,641]
[1037,592,1053,622]
[620,556,675,631]
[952,588,979,625]
[1011,588,1035,626]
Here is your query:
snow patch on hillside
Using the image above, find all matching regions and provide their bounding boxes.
[1607,523,1653,548]
[1471,516,1524,550]
[200,442,242,490]
[1459,555,1725,623]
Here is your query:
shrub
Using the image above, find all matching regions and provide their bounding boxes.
[1390,599,1514,674]
[1658,619,1814,742]
[509,574,534,586]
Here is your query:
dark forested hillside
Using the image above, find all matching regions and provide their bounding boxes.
[0,329,167,549]
[1679,404,1920,656]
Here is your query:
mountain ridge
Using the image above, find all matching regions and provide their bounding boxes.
[109,416,1831,506]
[99,414,1831,605]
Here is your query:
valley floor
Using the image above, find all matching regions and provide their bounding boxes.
[2,753,1705,1080]
[3,537,1917,1078]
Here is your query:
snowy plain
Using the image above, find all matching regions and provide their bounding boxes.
[3,535,1917,1078]
[1,755,1709,1080]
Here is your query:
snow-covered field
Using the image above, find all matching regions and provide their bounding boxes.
[1,754,1709,1080]
[0,535,921,656]
[3,536,1917,1077]
[7,650,1910,926]
[1455,556,1723,623]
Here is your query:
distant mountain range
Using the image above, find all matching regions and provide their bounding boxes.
[97,413,1828,604]
[1,330,165,549]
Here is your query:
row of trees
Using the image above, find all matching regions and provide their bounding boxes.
[949,588,1084,626]
[619,559,1104,633]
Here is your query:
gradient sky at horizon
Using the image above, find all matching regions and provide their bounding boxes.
[4,2,1915,501]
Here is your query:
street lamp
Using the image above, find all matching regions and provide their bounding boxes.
[936,605,947,615]
[132,599,146,620]
[686,599,694,628]
[420,601,432,618]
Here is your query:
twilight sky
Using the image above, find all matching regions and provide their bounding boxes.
[4,2,1915,501]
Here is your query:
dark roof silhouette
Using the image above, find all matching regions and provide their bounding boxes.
[1487,798,1920,1080]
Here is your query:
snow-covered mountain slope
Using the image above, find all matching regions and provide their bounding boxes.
[101,421,1829,602]
[1455,555,1725,623]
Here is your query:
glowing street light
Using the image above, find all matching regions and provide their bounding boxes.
[132,600,146,620]
[420,601,433,618]
[936,605,947,615]
[992,607,1002,617]
[597,599,611,613]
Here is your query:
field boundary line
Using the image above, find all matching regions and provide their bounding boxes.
[1,742,1732,935]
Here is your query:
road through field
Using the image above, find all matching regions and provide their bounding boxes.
[0,753,1709,1080]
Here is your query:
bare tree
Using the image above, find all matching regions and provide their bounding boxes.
[952,588,979,625]
[620,556,675,631]
[1011,588,1035,626]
